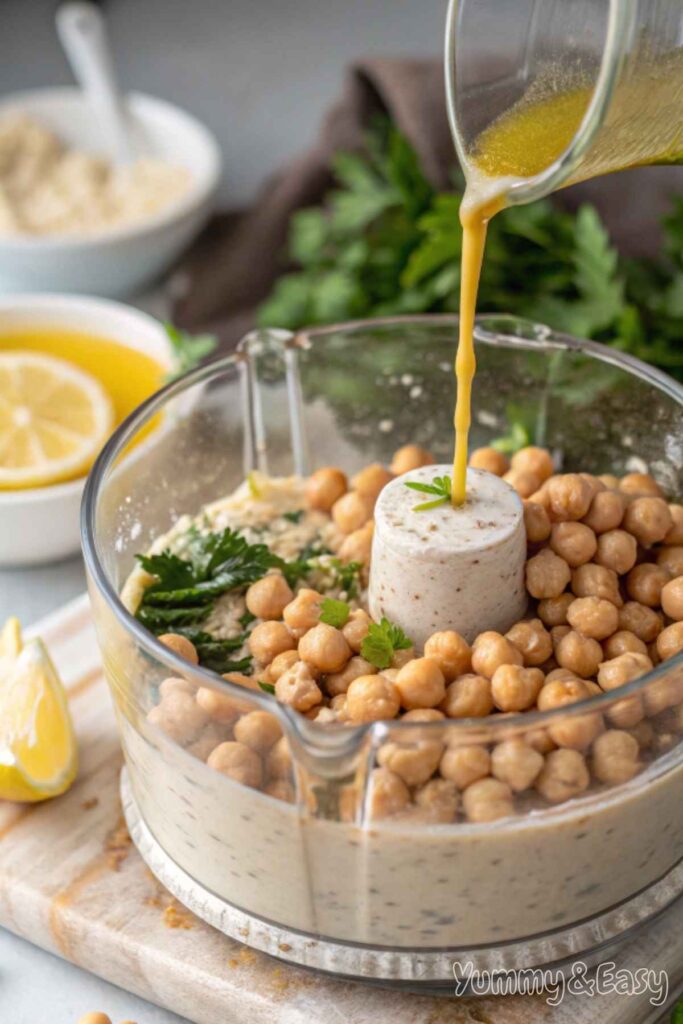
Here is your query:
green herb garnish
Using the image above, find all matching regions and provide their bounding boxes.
[238,609,257,629]
[164,323,217,381]
[283,510,304,523]
[404,474,452,511]
[491,421,530,455]
[319,597,351,628]
[361,617,412,670]
[328,558,363,598]
[671,999,683,1024]
[258,680,276,694]
[174,630,252,676]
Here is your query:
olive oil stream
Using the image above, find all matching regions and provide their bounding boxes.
[452,57,683,506]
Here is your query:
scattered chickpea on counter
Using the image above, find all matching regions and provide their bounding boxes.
[139,445,682,826]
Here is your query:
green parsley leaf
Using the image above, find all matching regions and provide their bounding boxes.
[671,999,683,1024]
[283,510,304,523]
[238,610,256,629]
[319,597,351,628]
[361,617,412,670]
[491,421,530,455]
[327,558,363,598]
[404,474,452,511]
[258,680,276,694]
[164,323,218,380]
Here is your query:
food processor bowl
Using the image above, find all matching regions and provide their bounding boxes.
[81,315,683,987]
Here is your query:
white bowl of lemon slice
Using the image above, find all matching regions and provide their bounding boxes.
[0,293,173,566]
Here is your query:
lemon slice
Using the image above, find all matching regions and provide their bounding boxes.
[0,615,22,662]
[0,635,78,802]
[0,351,114,489]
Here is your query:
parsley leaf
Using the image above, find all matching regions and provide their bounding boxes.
[164,323,217,380]
[361,617,412,670]
[238,609,256,629]
[491,421,530,455]
[283,510,304,523]
[258,680,276,694]
[319,597,351,628]
[404,474,452,511]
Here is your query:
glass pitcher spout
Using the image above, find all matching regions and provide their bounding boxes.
[446,0,683,207]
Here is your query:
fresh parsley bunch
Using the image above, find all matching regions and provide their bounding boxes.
[258,122,683,381]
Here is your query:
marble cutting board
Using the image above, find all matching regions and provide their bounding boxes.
[0,593,681,1024]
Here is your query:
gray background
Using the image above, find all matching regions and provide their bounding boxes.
[0,2,446,1021]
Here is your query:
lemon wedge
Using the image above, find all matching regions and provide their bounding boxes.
[0,615,22,662]
[0,633,78,802]
[0,351,114,489]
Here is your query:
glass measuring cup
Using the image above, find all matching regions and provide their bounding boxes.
[445,0,683,205]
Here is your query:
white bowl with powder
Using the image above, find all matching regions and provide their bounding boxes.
[0,88,222,298]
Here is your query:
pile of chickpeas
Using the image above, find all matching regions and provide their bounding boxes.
[147,442,683,825]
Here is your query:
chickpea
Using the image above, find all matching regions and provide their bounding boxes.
[377,737,443,786]
[537,593,574,628]
[196,685,243,725]
[551,625,571,651]
[424,629,472,681]
[265,649,299,682]
[582,489,625,534]
[549,522,597,568]
[391,444,434,475]
[440,744,491,789]
[598,652,652,691]
[627,719,656,749]
[283,588,322,637]
[535,748,590,803]
[275,660,322,711]
[471,631,523,679]
[325,655,376,697]
[571,563,622,607]
[626,563,670,607]
[266,736,293,780]
[511,445,554,483]
[619,472,663,498]
[591,730,640,785]
[602,630,648,659]
[346,674,400,723]
[332,491,372,534]
[78,1014,112,1024]
[462,778,514,822]
[661,576,683,621]
[491,664,544,712]
[643,671,683,716]
[329,693,348,719]
[566,596,619,640]
[503,468,542,499]
[523,500,552,543]
[623,497,673,547]
[158,632,199,664]
[505,619,553,666]
[598,473,621,490]
[188,723,234,764]
[159,676,195,698]
[528,481,551,509]
[525,727,557,755]
[664,505,683,545]
[468,447,509,476]
[392,646,416,669]
[207,741,263,789]
[656,621,683,661]
[264,778,295,803]
[147,691,209,745]
[594,529,637,575]
[579,473,604,501]
[245,573,294,621]
[367,767,411,819]
[618,602,663,643]
[338,521,374,567]
[556,630,603,678]
[393,657,446,710]
[305,466,347,512]
[658,546,683,577]
[491,738,544,792]
[298,623,351,674]
[546,474,593,522]
[351,463,393,505]
[525,548,571,599]
[342,608,371,652]
[539,678,603,750]
[233,710,282,753]
[414,778,459,823]
[440,673,493,718]
[248,620,296,665]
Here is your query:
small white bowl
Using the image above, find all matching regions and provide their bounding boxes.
[0,293,173,566]
[0,88,222,297]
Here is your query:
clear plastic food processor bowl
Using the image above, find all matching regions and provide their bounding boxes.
[81,315,683,988]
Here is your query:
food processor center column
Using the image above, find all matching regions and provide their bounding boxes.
[368,466,528,649]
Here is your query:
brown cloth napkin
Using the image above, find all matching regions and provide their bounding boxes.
[171,57,680,349]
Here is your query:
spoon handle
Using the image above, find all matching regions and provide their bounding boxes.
[56,1,133,164]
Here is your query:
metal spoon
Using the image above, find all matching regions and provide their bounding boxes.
[56,1,133,164]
